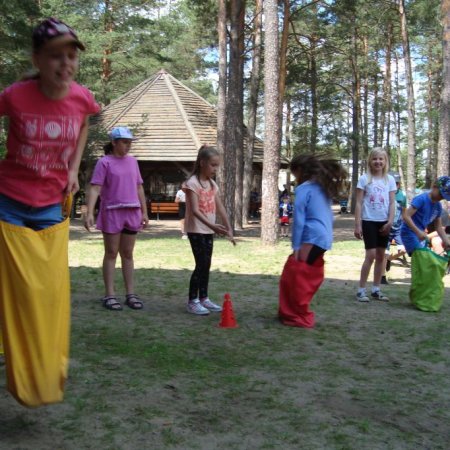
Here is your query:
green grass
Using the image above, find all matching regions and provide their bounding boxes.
[1,231,449,450]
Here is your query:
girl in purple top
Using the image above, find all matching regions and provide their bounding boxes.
[85,127,148,311]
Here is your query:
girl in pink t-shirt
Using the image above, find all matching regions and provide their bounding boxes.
[0,18,99,407]
[183,145,234,315]
[85,127,149,311]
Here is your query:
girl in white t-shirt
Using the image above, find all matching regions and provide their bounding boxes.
[183,145,234,315]
[354,148,396,302]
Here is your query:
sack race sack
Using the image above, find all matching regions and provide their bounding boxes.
[410,247,449,312]
[0,326,3,355]
[278,255,324,328]
[0,199,71,407]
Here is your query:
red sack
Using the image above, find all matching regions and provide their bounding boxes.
[278,255,325,328]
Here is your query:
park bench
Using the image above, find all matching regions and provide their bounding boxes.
[150,202,179,220]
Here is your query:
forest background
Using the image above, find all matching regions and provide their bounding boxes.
[0,0,449,243]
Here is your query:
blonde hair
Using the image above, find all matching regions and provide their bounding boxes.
[367,147,389,183]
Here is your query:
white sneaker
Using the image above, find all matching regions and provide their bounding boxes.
[186,299,210,315]
[181,234,188,240]
[200,297,222,312]
[356,292,370,302]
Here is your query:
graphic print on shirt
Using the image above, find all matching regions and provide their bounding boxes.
[19,113,80,176]
[367,182,386,211]
[198,188,216,214]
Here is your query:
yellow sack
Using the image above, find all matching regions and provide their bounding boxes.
[0,198,71,407]
[0,326,3,355]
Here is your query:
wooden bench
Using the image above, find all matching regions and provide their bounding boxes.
[150,202,179,220]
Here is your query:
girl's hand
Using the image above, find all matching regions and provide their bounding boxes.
[65,170,80,195]
[418,231,428,241]
[214,224,228,236]
[142,214,149,229]
[379,222,392,236]
[226,228,236,245]
[84,213,94,232]
[354,225,363,240]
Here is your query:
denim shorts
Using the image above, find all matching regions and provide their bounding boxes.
[0,194,63,231]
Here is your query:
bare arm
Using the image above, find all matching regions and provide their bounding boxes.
[402,205,428,241]
[66,116,90,196]
[434,217,450,250]
[84,184,101,231]
[215,192,234,240]
[138,184,149,228]
[354,188,364,239]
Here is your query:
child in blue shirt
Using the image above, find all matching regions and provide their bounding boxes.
[279,154,347,328]
[401,176,450,255]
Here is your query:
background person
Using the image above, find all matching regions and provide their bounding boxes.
[183,145,234,315]
[279,154,347,328]
[175,186,187,239]
[381,172,407,284]
[354,148,396,302]
[85,127,148,311]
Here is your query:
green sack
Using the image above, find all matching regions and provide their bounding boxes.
[410,248,449,312]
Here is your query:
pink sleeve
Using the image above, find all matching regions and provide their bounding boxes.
[136,159,143,184]
[77,84,100,116]
[90,158,107,185]
[85,88,101,115]
[184,177,197,194]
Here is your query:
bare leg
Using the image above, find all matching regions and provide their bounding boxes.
[119,233,137,295]
[373,247,386,286]
[359,248,376,288]
[180,218,185,235]
[102,233,121,296]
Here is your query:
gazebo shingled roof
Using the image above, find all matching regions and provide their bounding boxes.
[94,69,264,162]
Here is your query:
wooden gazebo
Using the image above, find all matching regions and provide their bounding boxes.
[90,69,264,204]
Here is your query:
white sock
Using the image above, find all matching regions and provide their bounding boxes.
[358,287,366,295]
[372,286,380,293]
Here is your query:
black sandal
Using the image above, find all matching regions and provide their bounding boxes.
[102,296,122,311]
[125,294,144,310]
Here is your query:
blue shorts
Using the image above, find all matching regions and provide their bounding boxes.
[386,227,404,250]
[0,194,63,231]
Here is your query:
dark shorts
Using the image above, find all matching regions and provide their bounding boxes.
[178,202,186,219]
[362,220,389,250]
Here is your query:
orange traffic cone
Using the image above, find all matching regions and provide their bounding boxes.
[218,293,238,328]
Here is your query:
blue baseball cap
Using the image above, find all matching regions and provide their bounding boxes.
[109,127,135,140]
[436,176,450,201]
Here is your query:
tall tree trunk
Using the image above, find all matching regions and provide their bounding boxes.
[426,42,436,187]
[394,51,405,185]
[373,52,380,148]
[243,0,263,225]
[101,0,114,105]
[216,0,227,196]
[279,0,290,110]
[350,27,361,214]
[310,37,318,153]
[233,0,246,230]
[224,0,239,226]
[380,21,393,150]
[261,0,281,244]
[399,0,417,199]
[438,0,450,175]
[362,34,369,159]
